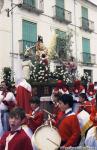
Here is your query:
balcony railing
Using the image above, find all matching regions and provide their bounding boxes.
[80,17,94,32]
[19,40,36,55]
[52,5,72,24]
[21,0,44,14]
[81,52,96,65]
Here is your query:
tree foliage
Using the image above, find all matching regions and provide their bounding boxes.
[2,67,12,85]
[48,30,73,60]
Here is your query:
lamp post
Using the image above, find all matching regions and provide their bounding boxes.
[6,0,23,80]
[11,0,14,80]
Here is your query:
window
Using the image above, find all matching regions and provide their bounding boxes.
[23,0,35,7]
[56,29,67,59]
[56,0,64,20]
[82,6,88,19]
[22,20,37,51]
[82,38,90,63]
[82,6,89,30]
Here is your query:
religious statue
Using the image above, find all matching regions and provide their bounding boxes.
[35,36,48,59]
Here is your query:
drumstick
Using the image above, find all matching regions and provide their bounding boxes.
[47,138,59,147]
[43,109,56,118]
[48,114,52,128]
[43,109,53,116]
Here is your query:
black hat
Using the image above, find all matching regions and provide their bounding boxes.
[59,94,73,108]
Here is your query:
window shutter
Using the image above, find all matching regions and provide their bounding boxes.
[56,29,66,59]
[56,0,64,20]
[22,20,37,49]
[82,6,88,19]
[82,38,90,63]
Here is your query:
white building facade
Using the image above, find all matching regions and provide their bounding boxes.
[0,0,97,82]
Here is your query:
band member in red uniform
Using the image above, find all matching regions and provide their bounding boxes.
[73,80,85,102]
[86,82,96,101]
[52,80,69,96]
[26,96,44,133]
[0,107,33,150]
[51,80,67,117]
[51,93,61,117]
[77,93,92,114]
[90,93,97,126]
[54,94,81,149]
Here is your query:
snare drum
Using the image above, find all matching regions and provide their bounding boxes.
[32,124,61,150]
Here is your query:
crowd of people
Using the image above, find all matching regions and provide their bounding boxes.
[0,79,97,149]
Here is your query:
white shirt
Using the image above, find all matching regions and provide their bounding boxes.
[0,91,16,110]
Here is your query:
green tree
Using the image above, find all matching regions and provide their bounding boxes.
[2,67,13,85]
[48,30,73,61]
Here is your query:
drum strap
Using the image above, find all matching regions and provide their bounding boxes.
[57,110,73,127]
[85,125,94,138]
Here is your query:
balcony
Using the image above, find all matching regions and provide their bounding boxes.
[81,52,96,65]
[19,40,36,57]
[52,5,72,24]
[80,17,94,32]
[21,0,44,14]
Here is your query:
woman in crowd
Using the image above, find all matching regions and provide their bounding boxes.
[0,81,16,137]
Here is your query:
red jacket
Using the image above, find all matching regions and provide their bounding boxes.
[90,105,97,126]
[27,110,44,133]
[0,129,33,150]
[55,111,81,147]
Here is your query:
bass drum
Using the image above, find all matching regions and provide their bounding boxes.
[32,124,61,150]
